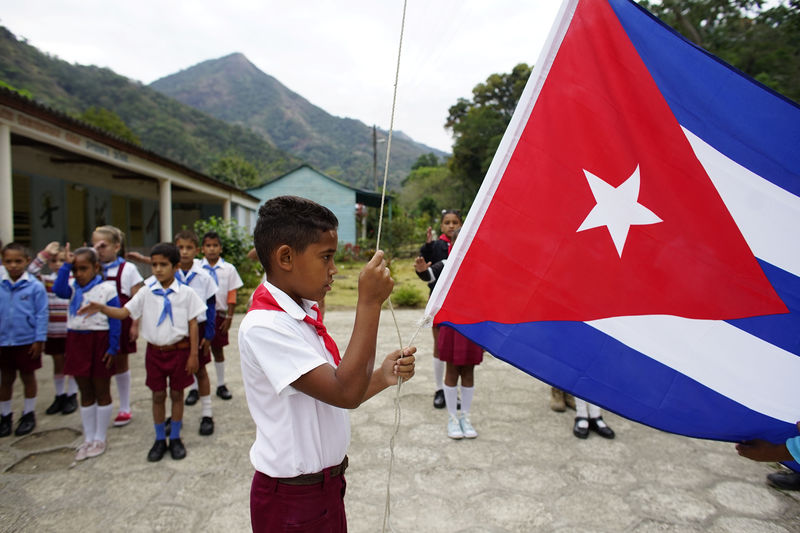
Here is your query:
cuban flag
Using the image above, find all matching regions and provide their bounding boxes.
[427,0,800,462]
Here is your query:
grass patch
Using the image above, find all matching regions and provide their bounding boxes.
[326,257,428,310]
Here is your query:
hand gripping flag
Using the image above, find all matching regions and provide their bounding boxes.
[427,0,800,461]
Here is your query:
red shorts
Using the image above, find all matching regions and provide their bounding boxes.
[0,344,42,374]
[250,468,347,533]
[145,343,194,392]
[44,337,66,356]
[64,331,114,379]
[210,313,229,349]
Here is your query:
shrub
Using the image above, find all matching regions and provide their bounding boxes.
[391,284,425,308]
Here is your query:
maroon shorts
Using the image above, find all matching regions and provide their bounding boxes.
[0,344,42,374]
[145,343,194,392]
[210,313,229,349]
[250,469,347,533]
[44,337,67,356]
[437,325,483,366]
[64,331,114,379]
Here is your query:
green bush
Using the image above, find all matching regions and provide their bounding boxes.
[390,284,425,308]
[193,216,261,289]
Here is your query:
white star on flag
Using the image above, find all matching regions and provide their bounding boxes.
[577,165,662,257]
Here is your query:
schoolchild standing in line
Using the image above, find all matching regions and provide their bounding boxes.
[0,243,48,437]
[92,225,143,427]
[27,241,79,415]
[54,245,121,460]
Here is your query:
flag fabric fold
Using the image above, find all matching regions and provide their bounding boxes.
[426,0,800,464]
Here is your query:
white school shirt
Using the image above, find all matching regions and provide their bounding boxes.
[125,279,206,346]
[67,280,118,331]
[102,260,143,297]
[200,257,244,312]
[238,280,349,477]
[145,265,216,321]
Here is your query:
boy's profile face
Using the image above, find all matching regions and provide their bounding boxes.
[202,238,222,263]
[72,254,99,286]
[2,249,28,281]
[48,251,66,272]
[151,254,179,285]
[288,229,339,304]
[175,238,198,269]
[92,232,120,263]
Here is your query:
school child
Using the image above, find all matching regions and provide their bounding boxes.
[27,241,79,415]
[199,231,243,402]
[736,421,800,490]
[54,246,120,459]
[80,242,206,461]
[572,398,615,439]
[415,209,462,409]
[92,225,144,427]
[239,196,416,532]
[0,243,48,437]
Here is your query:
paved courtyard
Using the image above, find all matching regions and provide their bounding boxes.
[0,309,798,532]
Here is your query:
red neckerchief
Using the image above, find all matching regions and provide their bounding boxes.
[249,284,341,366]
[439,233,452,255]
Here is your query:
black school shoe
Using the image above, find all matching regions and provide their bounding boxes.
[0,414,11,437]
[184,389,199,406]
[433,389,445,409]
[767,471,800,491]
[573,417,590,439]
[589,417,615,439]
[147,439,168,462]
[62,394,78,415]
[199,416,214,436]
[15,412,35,436]
[216,385,232,400]
[46,394,66,415]
[169,438,186,460]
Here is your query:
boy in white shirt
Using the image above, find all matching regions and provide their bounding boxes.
[81,243,206,462]
[239,196,416,532]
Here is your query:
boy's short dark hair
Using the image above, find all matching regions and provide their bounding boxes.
[173,229,199,247]
[254,196,338,274]
[202,231,222,247]
[73,247,99,265]
[150,243,180,265]
[1,242,30,258]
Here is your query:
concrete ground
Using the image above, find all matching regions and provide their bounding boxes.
[0,308,798,532]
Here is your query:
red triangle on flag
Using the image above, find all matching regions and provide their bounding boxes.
[437,0,787,324]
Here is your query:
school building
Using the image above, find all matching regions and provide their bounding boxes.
[0,88,259,253]
[246,165,388,244]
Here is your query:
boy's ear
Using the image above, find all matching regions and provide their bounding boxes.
[275,245,293,272]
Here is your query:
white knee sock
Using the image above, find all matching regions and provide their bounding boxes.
[460,386,474,414]
[115,370,131,413]
[23,397,36,414]
[0,400,11,416]
[575,398,589,418]
[67,377,78,395]
[95,404,113,442]
[53,375,65,395]
[188,375,198,392]
[200,395,212,417]
[443,385,459,417]
[215,362,226,387]
[433,358,445,390]
[588,402,602,419]
[80,403,97,444]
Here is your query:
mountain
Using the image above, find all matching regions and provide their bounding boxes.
[0,27,301,184]
[150,53,448,190]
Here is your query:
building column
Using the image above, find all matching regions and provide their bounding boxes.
[0,124,13,245]
[159,178,172,242]
[223,197,232,223]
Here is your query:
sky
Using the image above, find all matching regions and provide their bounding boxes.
[0,1,562,153]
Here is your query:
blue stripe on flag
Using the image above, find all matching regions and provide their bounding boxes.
[444,320,797,445]
[609,0,800,197]
[727,260,800,357]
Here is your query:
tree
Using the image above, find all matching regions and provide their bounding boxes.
[209,152,259,189]
[80,106,141,145]
[445,63,532,207]
[411,152,439,170]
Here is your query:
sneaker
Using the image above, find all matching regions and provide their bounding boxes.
[0,414,11,438]
[185,389,199,406]
[113,411,132,427]
[147,439,168,462]
[15,411,35,436]
[62,393,78,415]
[86,440,106,458]
[169,438,187,460]
[216,385,232,400]
[447,414,464,439]
[199,416,214,436]
[459,413,478,439]
[46,394,66,415]
[75,442,91,461]
[433,389,445,409]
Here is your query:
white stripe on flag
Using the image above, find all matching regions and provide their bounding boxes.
[588,314,800,424]
[683,127,800,277]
